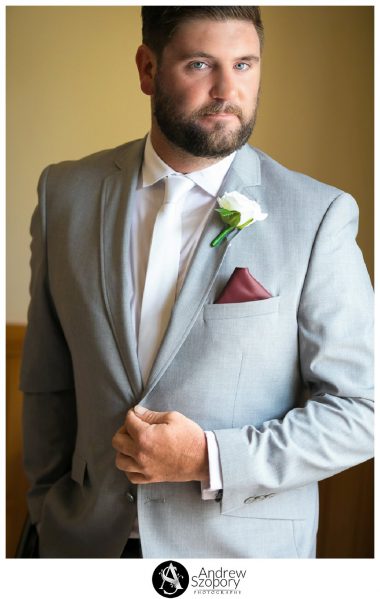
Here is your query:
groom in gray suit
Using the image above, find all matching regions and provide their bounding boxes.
[21,7,373,558]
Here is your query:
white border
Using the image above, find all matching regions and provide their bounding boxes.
[2,2,377,598]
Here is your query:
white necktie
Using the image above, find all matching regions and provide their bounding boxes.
[138,174,194,385]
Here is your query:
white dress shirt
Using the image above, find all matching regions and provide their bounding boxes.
[128,134,235,537]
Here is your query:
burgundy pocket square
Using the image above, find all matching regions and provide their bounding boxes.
[215,267,272,304]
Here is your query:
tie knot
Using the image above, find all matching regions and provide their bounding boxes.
[164,174,194,205]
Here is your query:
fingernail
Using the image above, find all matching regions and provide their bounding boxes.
[134,405,147,415]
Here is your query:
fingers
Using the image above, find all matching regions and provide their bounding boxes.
[133,405,171,425]
[126,472,150,484]
[124,408,150,438]
[115,452,150,484]
[112,422,152,478]
[112,408,184,485]
[125,407,177,439]
[115,452,139,473]
[112,418,155,484]
[112,427,136,457]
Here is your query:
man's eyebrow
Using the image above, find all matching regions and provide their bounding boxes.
[237,54,260,63]
[179,52,260,62]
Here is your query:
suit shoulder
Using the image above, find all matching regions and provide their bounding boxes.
[43,138,145,191]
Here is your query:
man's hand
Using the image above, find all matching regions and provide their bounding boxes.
[112,406,209,484]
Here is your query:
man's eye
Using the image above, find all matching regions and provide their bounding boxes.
[235,63,250,71]
[190,61,208,70]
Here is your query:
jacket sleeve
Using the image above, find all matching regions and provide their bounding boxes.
[20,166,77,524]
[213,193,374,514]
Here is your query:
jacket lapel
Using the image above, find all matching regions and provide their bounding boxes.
[142,144,263,399]
[100,139,145,399]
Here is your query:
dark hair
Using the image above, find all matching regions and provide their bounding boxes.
[141,6,264,58]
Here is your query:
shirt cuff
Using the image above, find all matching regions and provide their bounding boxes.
[201,431,223,500]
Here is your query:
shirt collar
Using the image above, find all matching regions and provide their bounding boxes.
[142,132,236,197]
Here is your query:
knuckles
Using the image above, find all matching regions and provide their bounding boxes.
[168,410,180,421]
[111,433,122,451]
[112,434,130,455]
[115,452,126,471]
[126,472,152,484]
[134,448,147,466]
[135,429,152,453]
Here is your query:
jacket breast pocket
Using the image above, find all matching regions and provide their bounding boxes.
[203,296,280,320]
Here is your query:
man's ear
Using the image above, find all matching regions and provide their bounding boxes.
[135,44,157,96]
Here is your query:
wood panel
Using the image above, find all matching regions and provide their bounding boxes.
[6,325,374,558]
[317,459,374,557]
[6,324,29,557]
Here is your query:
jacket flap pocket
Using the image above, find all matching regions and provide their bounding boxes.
[204,296,280,320]
[71,452,87,485]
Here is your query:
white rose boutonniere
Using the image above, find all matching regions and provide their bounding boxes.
[210,191,268,248]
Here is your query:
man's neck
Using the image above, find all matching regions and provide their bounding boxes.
[150,126,227,174]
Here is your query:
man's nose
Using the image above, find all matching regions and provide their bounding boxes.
[210,68,238,102]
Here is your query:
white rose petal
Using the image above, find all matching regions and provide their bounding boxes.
[217,191,268,227]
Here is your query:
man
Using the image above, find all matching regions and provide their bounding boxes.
[21,7,373,558]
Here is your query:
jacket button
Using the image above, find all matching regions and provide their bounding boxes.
[126,492,135,503]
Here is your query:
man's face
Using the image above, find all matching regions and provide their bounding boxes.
[152,19,261,158]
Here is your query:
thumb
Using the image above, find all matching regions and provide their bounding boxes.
[133,405,169,425]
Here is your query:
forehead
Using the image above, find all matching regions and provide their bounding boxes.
[163,18,260,60]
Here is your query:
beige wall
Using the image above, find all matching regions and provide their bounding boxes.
[6,6,373,323]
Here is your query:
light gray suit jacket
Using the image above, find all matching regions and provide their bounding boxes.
[20,139,374,558]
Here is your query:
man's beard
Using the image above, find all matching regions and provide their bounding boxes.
[153,76,258,158]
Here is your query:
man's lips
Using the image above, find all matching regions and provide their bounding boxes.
[201,113,238,117]
[198,113,239,121]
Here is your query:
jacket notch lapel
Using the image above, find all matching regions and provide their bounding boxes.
[100,140,145,399]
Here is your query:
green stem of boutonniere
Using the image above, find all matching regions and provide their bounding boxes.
[210,218,254,248]
[210,225,235,248]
